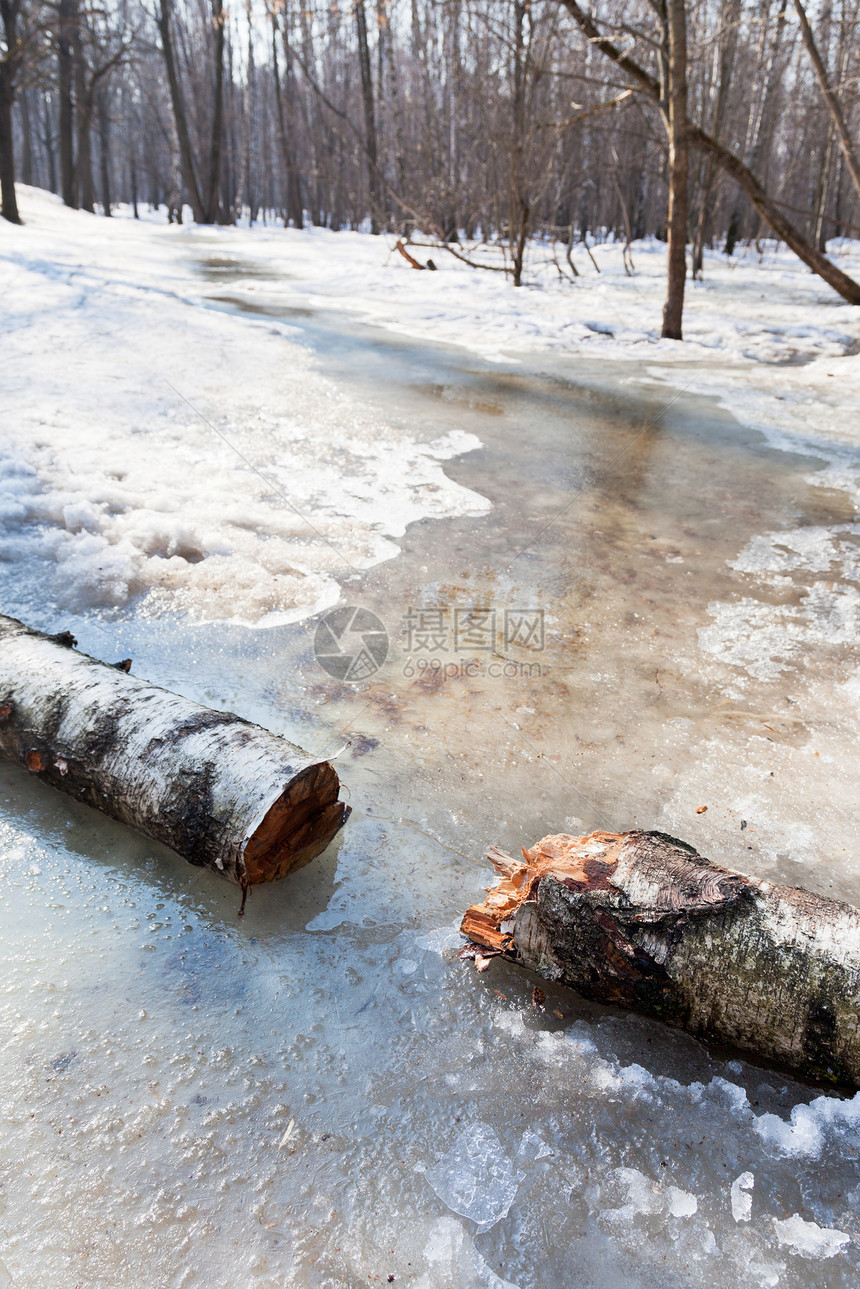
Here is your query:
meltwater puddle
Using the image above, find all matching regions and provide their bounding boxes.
[1,775,859,1289]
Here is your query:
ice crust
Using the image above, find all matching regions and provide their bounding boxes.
[425,1123,525,1229]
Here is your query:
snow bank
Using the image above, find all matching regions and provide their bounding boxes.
[0,188,490,627]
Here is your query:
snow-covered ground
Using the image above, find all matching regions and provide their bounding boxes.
[3,186,859,629]
[0,188,491,627]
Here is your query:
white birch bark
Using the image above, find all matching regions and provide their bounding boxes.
[0,615,348,887]
[463,831,860,1087]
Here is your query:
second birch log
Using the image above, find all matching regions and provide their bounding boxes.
[462,830,860,1087]
[0,614,349,887]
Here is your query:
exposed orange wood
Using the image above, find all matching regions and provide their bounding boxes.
[461,831,625,950]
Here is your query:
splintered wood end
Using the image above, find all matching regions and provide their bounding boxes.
[460,831,625,951]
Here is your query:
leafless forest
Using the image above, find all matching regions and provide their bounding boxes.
[3,1,860,328]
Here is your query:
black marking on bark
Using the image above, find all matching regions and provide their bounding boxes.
[80,709,126,765]
[804,998,840,1079]
[32,692,73,750]
[139,709,243,761]
[48,630,78,649]
[160,760,223,868]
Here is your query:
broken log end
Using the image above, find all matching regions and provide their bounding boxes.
[463,829,860,1088]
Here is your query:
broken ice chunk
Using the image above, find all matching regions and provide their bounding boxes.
[772,1213,850,1259]
[667,1186,698,1218]
[425,1123,524,1229]
[416,1217,521,1289]
[730,1171,754,1223]
[517,1127,553,1163]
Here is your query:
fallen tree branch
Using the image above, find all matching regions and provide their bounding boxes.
[462,830,860,1086]
[394,237,436,270]
[0,614,348,887]
[408,239,513,274]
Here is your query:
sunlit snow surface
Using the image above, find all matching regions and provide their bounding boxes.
[0,190,489,627]
[1,190,860,1287]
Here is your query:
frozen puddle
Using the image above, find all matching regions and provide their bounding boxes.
[2,800,860,1289]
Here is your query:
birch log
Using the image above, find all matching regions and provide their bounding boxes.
[0,614,348,886]
[462,831,860,1087]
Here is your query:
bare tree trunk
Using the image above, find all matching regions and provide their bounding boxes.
[0,615,349,889]
[205,0,225,223]
[692,0,740,275]
[462,831,860,1087]
[376,0,406,198]
[355,0,380,232]
[57,0,76,208]
[156,0,206,222]
[40,92,57,193]
[0,0,22,223]
[19,85,33,184]
[0,52,21,224]
[73,33,95,212]
[511,0,530,287]
[559,0,860,305]
[97,83,112,214]
[239,0,255,221]
[272,8,303,228]
[661,0,688,338]
[793,0,860,203]
[814,124,835,249]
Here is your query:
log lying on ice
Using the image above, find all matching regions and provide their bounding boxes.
[0,614,348,886]
[461,830,860,1087]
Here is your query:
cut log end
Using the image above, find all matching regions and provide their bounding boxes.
[0,614,351,889]
[242,761,349,884]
